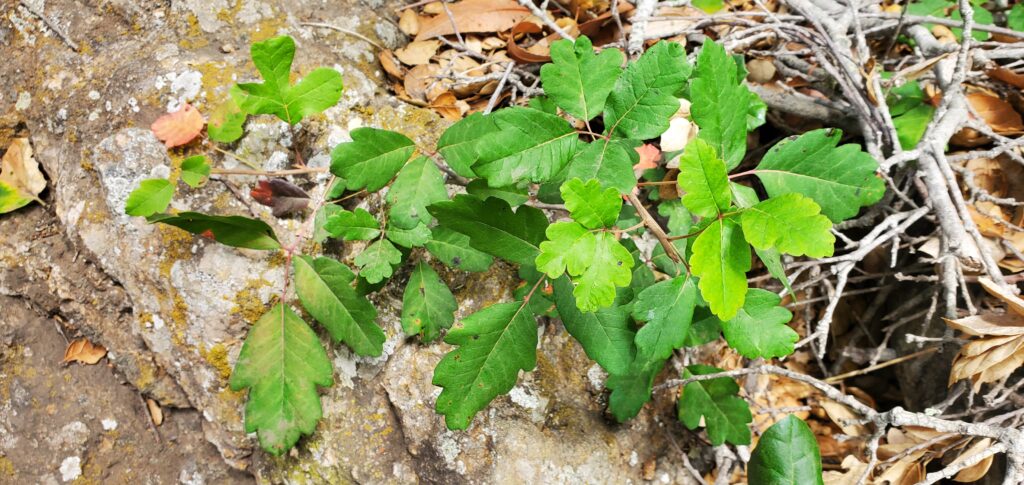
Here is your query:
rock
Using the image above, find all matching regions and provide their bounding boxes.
[0,0,701,482]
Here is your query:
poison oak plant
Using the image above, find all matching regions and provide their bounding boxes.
[125,33,883,465]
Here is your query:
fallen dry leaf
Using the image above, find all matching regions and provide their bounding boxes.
[405,64,450,102]
[415,0,531,41]
[151,103,204,148]
[823,455,870,485]
[429,92,467,121]
[146,398,164,426]
[967,93,1024,134]
[250,178,311,217]
[950,438,995,482]
[944,277,1024,390]
[0,137,47,213]
[379,50,406,78]
[508,21,552,63]
[986,67,1024,90]
[395,40,442,66]
[398,8,421,36]
[747,58,777,83]
[62,338,107,365]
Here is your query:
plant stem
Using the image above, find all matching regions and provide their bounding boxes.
[210,167,329,176]
[626,192,684,265]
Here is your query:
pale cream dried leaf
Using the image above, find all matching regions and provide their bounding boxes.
[146,398,164,426]
[944,313,1024,337]
[398,8,420,36]
[819,399,868,437]
[62,338,107,365]
[395,40,442,66]
[950,334,1024,390]
[0,137,46,203]
[951,438,995,482]
[979,277,1024,317]
[823,456,869,485]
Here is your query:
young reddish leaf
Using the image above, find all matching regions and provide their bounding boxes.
[251,178,311,217]
[633,144,661,173]
[150,103,205,148]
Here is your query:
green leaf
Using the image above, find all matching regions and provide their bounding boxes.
[604,40,691,139]
[180,155,210,188]
[0,181,27,214]
[721,288,796,359]
[632,276,698,361]
[207,93,247,143]
[235,36,344,125]
[433,301,538,430]
[691,218,750,319]
[540,35,624,121]
[429,195,549,266]
[606,358,665,422]
[293,256,384,356]
[424,227,493,272]
[677,138,732,217]
[229,304,333,455]
[146,212,280,250]
[465,179,529,207]
[437,113,500,178]
[677,364,752,446]
[354,239,403,283]
[528,95,559,114]
[402,261,457,342]
[1010,3,1024,32]
[536,222,597,278]
[693,0,725,13]
[125,179,175,217]
[907,0,949,17]
[313,204,342,244]
[561,178,622,229]
[754,128,884,222]
[690,39,750,169]
[386,156,448,229]
[331,128,416,192]
[473,107,579,187]
[552,276,635,375]
[748,415,824,485]
[755,246,794,298]
[566,139,640,194]
[684,307,722,347]
[386,221,431,248]
[893,103,934,150]
[573,232,634,312]
[740,193,835,258]
[659,199,693,235]
[604,41,690,139]
[324,208,380,241]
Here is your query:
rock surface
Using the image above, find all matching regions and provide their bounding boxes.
[1,0,698,482]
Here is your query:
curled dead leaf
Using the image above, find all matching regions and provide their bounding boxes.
[986,67,1024,90]
[379,50,406,78]
[950,438,995,482]
[429,92,467,121]
[0,137,47,213]
[151,103,204,148]
[405,64,450,102]
[395,40,442,66]
[251,178,311,217]
[62,338,107,365]
[967,93,1024,134]
[398,8,421,36]
[944,277,1024,390]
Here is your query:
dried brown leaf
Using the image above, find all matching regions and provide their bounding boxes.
[146,398,164,426]
[967,93,1024,134]
[951,438,995,482]
[379,50,406,78]
[415,0,531,41]
[395,40,442,66]
[62,338,107,365]
[819,399,868,437]
[151,103,204,148]
[398,8,421,36]
[0,137,46,209]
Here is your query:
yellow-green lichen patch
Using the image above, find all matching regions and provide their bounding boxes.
[230,278,273,324]
[156,224,194,278]
[195,61,238,105]
[178,14,210,50]
[0,456,14,477]
[199,343,232,382]
[250,16,285,42]
[168,293,190,346]
[0,344,24,401]
[137,311,154,330]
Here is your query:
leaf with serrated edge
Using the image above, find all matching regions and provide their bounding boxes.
[472,107,578,187]
[424,227,494,272]
[235,36,343,125]
[540,36,624,121]
[632,275,697,361]
[721,288,797,359]
[428,195,549,266]
[126,179,175,217]
[566,139,640,194]
[606,357,665,422]
[561,178,622,229]
[229,304,333,455]
[690,39,750,170]
[740,193,835,258]
[387,156,449,229]
[355,239,403,283]
[677,364,752,445]
[324,208,380,241]
[754,128,884,222]
[604,41,691,140]
[552,276,635,375]
[402,261,457,342]
[433,301,538,430]
[293,256,384,356]
[536,222,598,278]
[331,128,416,192]
[437,113,500,177]
[180,155,211,188]
[691,218,749,319]
[677,138,731,218]
[573,232,634,312]
[386,221,431,248]
[748,415,824,485]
